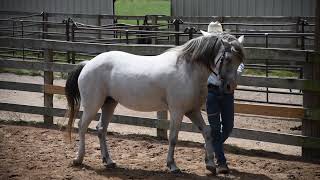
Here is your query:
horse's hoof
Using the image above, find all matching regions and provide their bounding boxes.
[104,162,116,169]
[72,159,82,166]
[168,166,181,174]
[206,165,216,175]
[171,168,182,174]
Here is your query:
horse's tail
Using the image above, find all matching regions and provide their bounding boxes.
[65,61,88,141]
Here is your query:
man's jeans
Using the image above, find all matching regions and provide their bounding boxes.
[206,87,234,165]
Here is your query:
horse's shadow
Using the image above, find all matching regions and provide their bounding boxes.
[105,132,320,165]
[73,163,272,180]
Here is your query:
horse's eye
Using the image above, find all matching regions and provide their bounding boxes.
[225,56,232,63]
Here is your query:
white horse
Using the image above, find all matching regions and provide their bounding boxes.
[65,32,245,174]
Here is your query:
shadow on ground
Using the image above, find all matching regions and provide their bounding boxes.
[1,119,319,166]
[73,163,272,180]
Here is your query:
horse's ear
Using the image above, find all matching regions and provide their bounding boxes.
[238,35,244,44]
[200,30,211,36]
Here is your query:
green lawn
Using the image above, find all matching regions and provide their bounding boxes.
[244,69,299,78]
[115,0,170,16]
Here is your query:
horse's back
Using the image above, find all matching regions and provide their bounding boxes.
[78,51,179,112]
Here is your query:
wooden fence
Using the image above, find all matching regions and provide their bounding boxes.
[0,37,320,154]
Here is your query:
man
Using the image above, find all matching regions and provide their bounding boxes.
[202,21,244,174]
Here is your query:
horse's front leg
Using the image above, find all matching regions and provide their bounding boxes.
[185,110,216,175]
[166,110,184,173]
[96,99,118,168]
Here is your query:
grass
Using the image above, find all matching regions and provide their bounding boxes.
[244,69,299,78]
[115,0,170,24]
[0,68,43,76]
[269,70,299,78]
[115,0,170,16]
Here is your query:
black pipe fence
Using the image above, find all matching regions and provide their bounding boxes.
[0,12,315,107]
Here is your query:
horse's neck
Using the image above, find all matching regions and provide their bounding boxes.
[181,62,210,108]
[192,63,211,85]
[178,60,211,88]
[159,50,211,84]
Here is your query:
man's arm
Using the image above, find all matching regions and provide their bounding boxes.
[237,63,245,76]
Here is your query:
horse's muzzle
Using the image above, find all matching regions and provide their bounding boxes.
[224,81,237,93]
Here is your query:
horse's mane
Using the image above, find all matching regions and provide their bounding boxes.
[171,33,245,67]
[175,35,220,66]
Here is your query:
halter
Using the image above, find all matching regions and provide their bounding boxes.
[212,43,232,93]
[211,40,232,78]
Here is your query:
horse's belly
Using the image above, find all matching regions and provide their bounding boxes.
[121,102,167,112]
[117,95,167,112]
[110,87,167,112]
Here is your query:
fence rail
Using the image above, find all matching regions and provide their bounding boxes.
[0,37,318,107]
[0,37,313,60]
[0,58,318,92]
[0,80,306,119]
[0,11,316,49]
[0,36,320,154]
[0,102,319,149]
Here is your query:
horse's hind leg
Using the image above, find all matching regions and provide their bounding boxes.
[185,110,216,174]
[73,107,98,165]
[96,97,118,168]
[73,91,105,165]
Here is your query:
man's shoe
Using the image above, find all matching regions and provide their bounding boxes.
[217,163,229,174]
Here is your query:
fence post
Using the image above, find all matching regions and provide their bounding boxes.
[71,21,76,64]
[296,17,301,48]
[184,27,196,40]
[172,19,183,45]
[113,17,118,38]
[125,30,129,44]
[153,15,167,139]
[265,33,269,103]
[302,1,320,160]
[21,21,25,60]
[64,18,71,63]
[12,21,15,57]
[44,49,53,125]
[156,111,168,140]
[302,52,320,160]
[42,12,48,39]
[151,15,158,44]
[97,15,102,40]
[300,19,307,50]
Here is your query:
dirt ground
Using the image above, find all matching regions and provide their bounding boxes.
[1,73,320,179]
[0,122,320,180]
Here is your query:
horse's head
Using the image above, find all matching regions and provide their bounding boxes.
[213,34,245,93]
[176,32,245,93]
[198,30,245,93]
